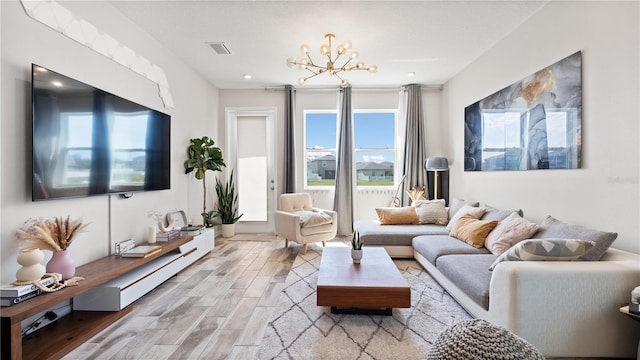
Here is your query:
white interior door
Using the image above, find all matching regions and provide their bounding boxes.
[226,108,276,234]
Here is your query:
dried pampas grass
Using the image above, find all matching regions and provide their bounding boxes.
[16,216,89,252]
[406,187,426,202]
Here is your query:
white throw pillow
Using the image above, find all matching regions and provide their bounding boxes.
[446,204,486,231]
[484,212,540,256]
[412,199,448,225]
[294,210,332,227]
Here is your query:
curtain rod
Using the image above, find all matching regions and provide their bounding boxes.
[263,84,443,92]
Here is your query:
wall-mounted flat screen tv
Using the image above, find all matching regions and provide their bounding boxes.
[32,64,171,201]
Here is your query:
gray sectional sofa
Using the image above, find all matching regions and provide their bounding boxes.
[355,201,640,358]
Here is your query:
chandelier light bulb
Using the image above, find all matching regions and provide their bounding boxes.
[286,57,295,68]
[320,44,330,56]
[342,40,352,50]
[298,59,308,70]
[367,65,378,73]
[298,77,306,85]
[341,79,349,85]
[350,51,359,59]
[355,61,365,69]
[336,45,345,55]
[300,44,310,54]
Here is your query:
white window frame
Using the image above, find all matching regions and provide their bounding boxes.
[303,109,398,190]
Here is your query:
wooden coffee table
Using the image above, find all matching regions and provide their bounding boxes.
[316,247,411,315]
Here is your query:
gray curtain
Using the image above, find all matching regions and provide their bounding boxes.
[333,85,354,236]
[284,85,296,193]
[400,84,427,206]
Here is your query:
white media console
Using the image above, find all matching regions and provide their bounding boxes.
[74,230,214,311]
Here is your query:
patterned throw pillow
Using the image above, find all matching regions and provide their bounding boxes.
[446,204,486,231]
[450,214,498,248]
[532,215,617,261]
[375,206,419,225]
[489,239,596,271]
[413,199,448,225]
[484,212,540,256]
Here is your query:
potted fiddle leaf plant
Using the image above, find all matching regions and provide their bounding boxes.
[184,136,225,227]
[213,170,243,237]
[351,231,363,264]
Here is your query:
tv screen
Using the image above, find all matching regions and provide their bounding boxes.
[32,64,171,201]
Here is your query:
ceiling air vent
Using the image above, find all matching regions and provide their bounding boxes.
[207,42,232,55]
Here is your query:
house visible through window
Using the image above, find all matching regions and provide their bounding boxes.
[304,109,397,188]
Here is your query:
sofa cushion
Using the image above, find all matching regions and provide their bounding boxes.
[481,204,523,222]
[450,214,498,248]
[446,204,486,231]
[356,220,448,247]
[375,206,419,225]
[412,234,490,265]
[449,198,480,219]
[532,215,617,260]
[485,212,540,256]
[489,239,597,270]
[436,254,496,310]
[413,199,448,225]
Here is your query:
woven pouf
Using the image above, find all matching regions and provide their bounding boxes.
[426,319,545,360]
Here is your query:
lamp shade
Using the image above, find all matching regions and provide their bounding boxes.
[425,157,448,171]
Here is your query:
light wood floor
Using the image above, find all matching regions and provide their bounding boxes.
[62,237,613,360]
[63,237,299,360]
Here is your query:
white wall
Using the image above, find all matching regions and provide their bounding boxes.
[0,0,218,284]
[442,1,639,253]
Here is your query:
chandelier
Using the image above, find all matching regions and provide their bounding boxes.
[287,33,377,86]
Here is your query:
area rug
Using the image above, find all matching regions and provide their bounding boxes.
[257,244,472,360]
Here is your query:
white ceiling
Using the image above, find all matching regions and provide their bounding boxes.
[109,1,548,89]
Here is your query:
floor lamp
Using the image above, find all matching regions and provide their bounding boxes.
[425,157,448,200]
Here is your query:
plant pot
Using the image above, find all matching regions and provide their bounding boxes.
[351,249,363,264]
[16,247,46,282]
[46,250,76,280]
[221,223,236,238]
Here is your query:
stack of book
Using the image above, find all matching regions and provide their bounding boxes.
[156,229,180,242]
[1,276,56,306]
[180,225,205,236]
[121,245,162,258]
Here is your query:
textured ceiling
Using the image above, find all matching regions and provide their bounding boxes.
[109,1,548,89]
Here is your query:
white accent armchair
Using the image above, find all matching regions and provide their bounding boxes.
[275,193,338,255]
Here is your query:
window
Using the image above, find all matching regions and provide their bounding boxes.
[305,111,337,187]
[304,109,397,188]
[354,111,396,186]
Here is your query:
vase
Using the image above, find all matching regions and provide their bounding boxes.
[16,248,46,282]
[221,223,236,238]
[351,249,363,264]
[46,250,75,280]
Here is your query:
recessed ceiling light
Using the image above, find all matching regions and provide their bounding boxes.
[407,72,416,77]
[243,74,252,79]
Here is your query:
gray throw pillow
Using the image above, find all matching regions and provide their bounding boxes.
[449,198,479,219]
[481,204,524,222]
[532,215,617,261]
[489,239,596,271]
